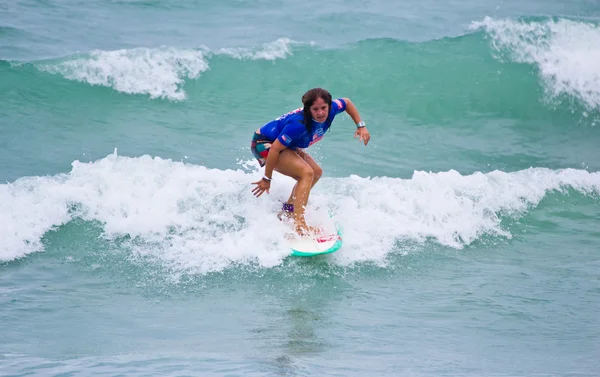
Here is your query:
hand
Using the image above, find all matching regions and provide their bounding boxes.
[354,127,371,146]
[251,178,271,197]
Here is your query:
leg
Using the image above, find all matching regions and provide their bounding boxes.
[273,149,318,235]
[284,149,323,205]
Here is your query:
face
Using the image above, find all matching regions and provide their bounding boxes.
[309,97,329,123]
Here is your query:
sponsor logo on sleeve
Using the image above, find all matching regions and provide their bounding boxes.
[275,107,303,121]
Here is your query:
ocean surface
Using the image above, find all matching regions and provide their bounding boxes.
[1,0,600,376]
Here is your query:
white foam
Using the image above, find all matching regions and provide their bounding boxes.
[470,17,600,110]
[38,47,210,100]
[35,38,301,100]
[1,152,599,272]
[0,175,73,261]
[217,38,295,60]
[321,168,600,265]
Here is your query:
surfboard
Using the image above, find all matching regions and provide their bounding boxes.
[287,223,343,257]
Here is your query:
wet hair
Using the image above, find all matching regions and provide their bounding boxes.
[301,87,333,132]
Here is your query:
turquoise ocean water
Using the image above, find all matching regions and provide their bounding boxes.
[1,0,600,375]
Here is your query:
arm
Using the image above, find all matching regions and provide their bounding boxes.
[342,98,371,146]
[251,139,287,197]
[342,97,363,124]
[263,139,286,180]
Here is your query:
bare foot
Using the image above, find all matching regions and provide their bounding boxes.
[295,224,323,236]
[277,210,293,222]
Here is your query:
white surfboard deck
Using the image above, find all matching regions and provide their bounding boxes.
[285,222,343,257]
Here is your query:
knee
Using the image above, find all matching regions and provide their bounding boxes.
[299,166,315,181]
[312,165,323,181]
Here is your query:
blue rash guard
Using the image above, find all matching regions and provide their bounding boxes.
[258,98,347,150]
